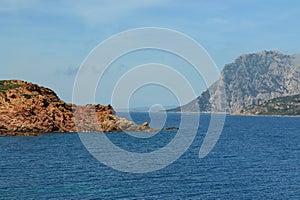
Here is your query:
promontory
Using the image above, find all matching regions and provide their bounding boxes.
[0,80,156,136]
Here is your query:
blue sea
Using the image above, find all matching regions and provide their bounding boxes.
[0,113,299,199]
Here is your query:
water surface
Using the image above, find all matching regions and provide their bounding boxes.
[0,114,299,199]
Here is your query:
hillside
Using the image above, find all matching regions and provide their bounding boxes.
[169,51,300,113]
[0,80,155,135]
[237,94,300,116]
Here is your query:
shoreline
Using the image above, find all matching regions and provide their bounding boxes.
[167,111,300,117]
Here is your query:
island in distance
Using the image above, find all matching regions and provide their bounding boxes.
[169,50,300,115]
[0,80,157,136]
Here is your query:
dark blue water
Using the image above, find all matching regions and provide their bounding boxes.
[1,113,299,199]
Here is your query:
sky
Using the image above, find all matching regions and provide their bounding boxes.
[1,0,300,108]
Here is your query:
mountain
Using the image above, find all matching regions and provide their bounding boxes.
[169,51,300,113]
[237,94,300,116]
[0,80,156,135]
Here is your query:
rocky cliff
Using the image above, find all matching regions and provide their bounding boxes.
[170,51,300,113]
[0,80,155,135]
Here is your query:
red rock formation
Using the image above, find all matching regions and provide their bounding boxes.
[0,80,155,135]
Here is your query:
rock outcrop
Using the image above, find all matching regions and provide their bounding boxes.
[169,51,300,113]
[0,80,156,134]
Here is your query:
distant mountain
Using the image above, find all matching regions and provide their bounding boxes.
[169,50,300,113]
[238,94,300,116]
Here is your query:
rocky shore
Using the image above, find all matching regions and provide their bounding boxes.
[0,80,156,135]
[236,94,300,116]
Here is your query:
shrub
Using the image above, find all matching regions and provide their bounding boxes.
[22,94,32,99]
[0,81,20,91]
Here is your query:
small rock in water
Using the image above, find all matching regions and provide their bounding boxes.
[141,122,149,127]
[163,127,179,130]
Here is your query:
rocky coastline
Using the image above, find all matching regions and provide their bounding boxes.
[236,94,300,116]
[0,80,156,136]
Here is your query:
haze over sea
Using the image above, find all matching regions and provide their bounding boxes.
[1,113,299,199]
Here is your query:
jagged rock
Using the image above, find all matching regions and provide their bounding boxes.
[115,117,157,132]
[0,80,156,134]
[170,51,300,113]
[141,122,149,127]
[163,127,179,130]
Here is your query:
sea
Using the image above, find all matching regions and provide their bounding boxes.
[0,113,299,199]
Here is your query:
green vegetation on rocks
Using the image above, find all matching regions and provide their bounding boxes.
[239,94,300,115]
[0,80,21,91]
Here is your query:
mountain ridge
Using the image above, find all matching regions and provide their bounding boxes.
[169,50,300,114]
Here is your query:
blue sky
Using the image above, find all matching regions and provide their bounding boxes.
[1,0,300,108]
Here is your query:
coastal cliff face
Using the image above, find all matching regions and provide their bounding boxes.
[171,51,300,113]
[0,80,155,134]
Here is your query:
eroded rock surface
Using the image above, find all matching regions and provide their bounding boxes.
[0,80,156,134]
[170,51,300,113]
